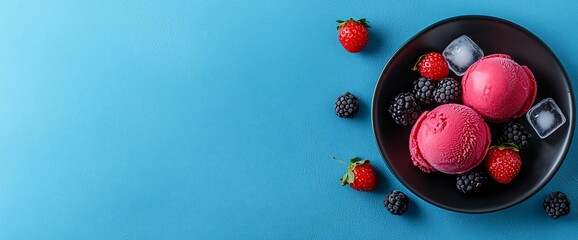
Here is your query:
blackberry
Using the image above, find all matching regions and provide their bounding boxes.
[412,77,437,105]
[388,92,422,126]
[434,78,461,104]
[335,92,360,118]
[456,169,487,194]
[499,122,532,150]
[544,191,571,219]
[384,190,409,215]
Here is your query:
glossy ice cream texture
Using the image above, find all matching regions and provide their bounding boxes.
[409,104,491,174]
[462,54,537,122]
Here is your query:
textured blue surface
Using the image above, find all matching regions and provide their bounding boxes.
[0,1,577,239]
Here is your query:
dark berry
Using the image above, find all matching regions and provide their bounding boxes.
[384,190,409,215]
[335,92,360,118]
[388,92,422,125]
[456,169,487,194]
[412,77,437,105]
[544,191,570,219]
[499,122,532,150]
[434,78,461,104]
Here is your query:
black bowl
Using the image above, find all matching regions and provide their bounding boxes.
[372,15,575,213]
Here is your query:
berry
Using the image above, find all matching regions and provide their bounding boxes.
[412,77,437,105]
[336,157,377,191]
[388,92,422,125]
[334,92,360,118]
[412,52,449,80]
[336,18,370,53]
[499,122,532,150]
[384,190,409,215]
[456,169,488,194]
[484,145,522,184]
[434,78,461,104]
[543,191,571,219]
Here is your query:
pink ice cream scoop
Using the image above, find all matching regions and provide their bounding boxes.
[461,54,537,122]
[409,104,491,174]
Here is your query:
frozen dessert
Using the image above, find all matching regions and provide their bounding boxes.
[409,104,491,174]
[461,54,537,122]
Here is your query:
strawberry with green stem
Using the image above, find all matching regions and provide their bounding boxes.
[412,52,449,80]
[336,18,370,53]
[484,144,522,184]
[333,157,377,191]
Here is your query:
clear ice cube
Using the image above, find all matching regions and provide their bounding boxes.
[526,98,566,139]
[442,35,484,76]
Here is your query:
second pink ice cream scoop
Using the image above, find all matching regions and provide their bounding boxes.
[461,54,537,122]
[409,104,491,174]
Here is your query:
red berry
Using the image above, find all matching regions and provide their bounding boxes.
[337,18,370,53]
[412,52,449,80]
[336,157,377,191]
[484,145,522,184]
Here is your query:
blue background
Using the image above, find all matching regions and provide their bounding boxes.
[0,0,577,239]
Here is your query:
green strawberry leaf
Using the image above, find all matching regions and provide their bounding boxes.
[350,157,369,167]
[337,18,370,30]
[347,170,355,184]
[356,18,371,28]
[503,143,520,151]
[491,143,520,152]
[350,157,363,163]
[355,161,369,166]
[341,172,349,186]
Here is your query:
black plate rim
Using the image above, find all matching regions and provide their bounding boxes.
[371,15,576,213]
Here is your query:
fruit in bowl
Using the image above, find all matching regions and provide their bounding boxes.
[395,45,536,186]
[372,16,574,213]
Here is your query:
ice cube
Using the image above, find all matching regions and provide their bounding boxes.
[526,98,566,139]
[536,111,555,131]
[442,35,484,76]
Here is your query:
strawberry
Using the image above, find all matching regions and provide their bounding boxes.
[484,144,522,184]
[412,52,449,80]
[334,157,377,191]
[337,18,370,53]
